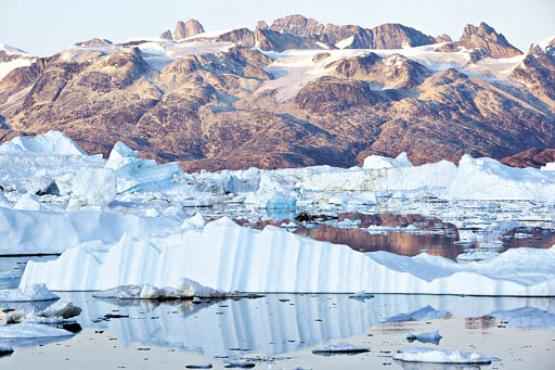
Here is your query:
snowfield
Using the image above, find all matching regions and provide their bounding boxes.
[0,131,554,297]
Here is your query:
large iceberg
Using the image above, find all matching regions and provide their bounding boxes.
[19,218,555,296]
[0,207,179,255]
[0,131,86,157]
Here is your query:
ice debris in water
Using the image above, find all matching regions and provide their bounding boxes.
[93,278,224,300]
[393,347,495,364]
[0,284,59,303]
[406,330,442,345]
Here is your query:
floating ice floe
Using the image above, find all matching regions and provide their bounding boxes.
[0,323,75,346]
[406,330,442,345]
[28,301,82,323]
[0,284,58,303]
[93,278,224,300]
[18,219,555,296]
[393,347,495,364]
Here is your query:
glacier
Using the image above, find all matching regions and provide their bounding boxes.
[18,217,555,296]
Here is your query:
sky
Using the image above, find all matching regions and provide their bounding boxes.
[1,0,554,56]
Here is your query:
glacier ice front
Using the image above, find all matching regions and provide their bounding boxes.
[19,218,555,296]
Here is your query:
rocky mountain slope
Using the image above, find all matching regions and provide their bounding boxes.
[0,16,554,170]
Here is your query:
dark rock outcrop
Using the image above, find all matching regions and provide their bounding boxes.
[174,19,205,40]
[458,22,522,59]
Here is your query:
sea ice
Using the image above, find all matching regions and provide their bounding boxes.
[0,284,58,303]
[393,347,494,364]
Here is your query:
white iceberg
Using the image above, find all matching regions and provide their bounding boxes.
[19,218,555,296]
[393,347,494,364]
[0,207,179,255]
[0,284,58,302]
[406,330,442,345]
[363,152,412,170]
[447,155,555,201]
[93,278,224,300]
[105,141,182,193]
[0,131,86,157]
[70,167,117,207]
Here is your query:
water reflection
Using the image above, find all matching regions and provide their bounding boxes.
[43,293,555,357]
[298,226,462,260]
[395,362,483,370]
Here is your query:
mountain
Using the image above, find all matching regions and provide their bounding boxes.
[0,15,554,171]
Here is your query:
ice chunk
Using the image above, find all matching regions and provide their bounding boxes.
[13,194,42,211]
[363,152,412,169]
[105,141,182,193]
[393,347,494,364]
[0,284,58,302]
[448,154,555,201]
[0,193,10,208]
[71,167,116,206]
[181,212,206,230]
[0,207,179,255]
[33,301,82,320]
[0,131,86,157]
[93,278,224,300]
[406,330,442,345]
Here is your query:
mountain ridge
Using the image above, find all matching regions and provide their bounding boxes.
[0,15,554,171]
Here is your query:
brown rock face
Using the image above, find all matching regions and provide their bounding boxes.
[511,45,555,109]
[369,23,435,49]
[458,22,522,59]
[216,28,255,47]
[501,148,555,168]
[269,15,435,50]
[174,19,205,40]
[74,38,113,48]
[327,53,430,89]
[1,18,554,172]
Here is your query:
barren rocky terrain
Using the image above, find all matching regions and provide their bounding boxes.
[1,15,554,170]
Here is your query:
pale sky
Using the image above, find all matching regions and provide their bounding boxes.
[1,0,554,56]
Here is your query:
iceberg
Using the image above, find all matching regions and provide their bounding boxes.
[406,330,442,345]
[0,131,86,157]
[447,155,555,201]
[0,284,58,303]
[393,347,494,364]
[93,278,224,300]
[0,207,179,255]
[105,142,182,193]
[70,167,117,207]
[19,219,555,296]
[362,152,412,170]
